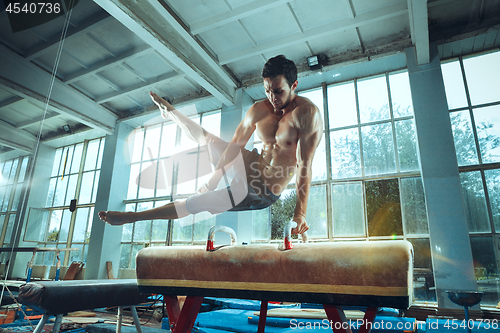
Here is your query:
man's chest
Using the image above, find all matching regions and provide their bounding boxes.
[255,114,298,146]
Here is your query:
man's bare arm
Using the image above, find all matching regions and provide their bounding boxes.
[292,105,323,234]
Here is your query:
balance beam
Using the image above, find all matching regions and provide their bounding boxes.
[136,225,413,333]
[18,279,147,333]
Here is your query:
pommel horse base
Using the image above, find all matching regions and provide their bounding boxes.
[136,225,413,333]
[17,279,147,333]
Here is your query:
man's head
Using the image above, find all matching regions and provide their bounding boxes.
[262,55,298,111]
[262,55,297,87]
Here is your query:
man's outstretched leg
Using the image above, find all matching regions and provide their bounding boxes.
[151,92,209,145]
[151,91,235,178]
[99,200,190,225]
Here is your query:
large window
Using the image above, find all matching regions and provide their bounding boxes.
[26,138,104,266]
[443,50,500,307]
[120,111,221,268]
[250,70,431,303]
[0,156,30,262]
[328,73,430,304]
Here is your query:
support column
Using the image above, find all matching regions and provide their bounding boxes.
[215,89,255,245]
[406,44,476,308]
[86,122,135,279]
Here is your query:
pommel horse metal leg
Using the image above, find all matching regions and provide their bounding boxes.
[165,296,204,333]
[117,306,143,333]
[257,301,268,333]
[323,305,378,333]
[130,305,143,333]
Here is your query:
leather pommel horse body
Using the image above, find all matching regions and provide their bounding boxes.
[136,226,413,333]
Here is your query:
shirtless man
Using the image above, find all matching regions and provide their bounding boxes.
[99,55,323,235]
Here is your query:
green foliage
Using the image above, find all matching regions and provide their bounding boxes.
[270,190,297,240]
[365,179,403,237]
[47,229,59,242]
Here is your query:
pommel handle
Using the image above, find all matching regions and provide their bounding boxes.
[206,225,237,251]
[278,221,308,251]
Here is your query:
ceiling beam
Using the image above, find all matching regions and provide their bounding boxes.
[190,0,290,35]
[408,0,430,65]
[468,0,485,27]
[218,1,408,65]
[0,44,117,134]
[64,45,152,84]
[95,71,182,104]
[0,77,115,135]
[24,12,114,61]
[16,111,60,129]
[0,119,37,154]
[0,83,66,117]
[94,0,237,106]
[123,89,215,125]
[0,96,23,109]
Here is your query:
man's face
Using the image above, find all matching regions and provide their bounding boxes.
[263,75,297,111]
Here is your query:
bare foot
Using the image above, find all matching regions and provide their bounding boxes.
[98,211,137,225]
[150,92,174,119]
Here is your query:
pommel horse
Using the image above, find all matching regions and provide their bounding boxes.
[136,222,414,333]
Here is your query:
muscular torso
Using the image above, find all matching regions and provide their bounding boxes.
[252,97,308,194]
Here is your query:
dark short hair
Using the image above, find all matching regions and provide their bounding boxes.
[262,55,297,87]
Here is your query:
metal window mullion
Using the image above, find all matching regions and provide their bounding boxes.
[62,146,77,208]
[2,162,20,216]
[78,208,93,263]
[362,180,368,238]
[55,148,64,179]
[128,203,138,268]
[126,240,134,269]
[53,147,69,208]
[459,57,483,165]
[479,169,496,236]
[322,82,334,241]
[469,100,500,110]
[459,162,500,172]
[124,196,173,205]
[51,176,60,208]
[85,139,104,203]
[387,72,401,174]
[191,115,204,244]
[331,115,413,133]
[166,124,182,247]
[398,177,408,239]
[153,125,165,199]
[0,157,24,246]
[0,212,10,247]
[64,141,89,266]
[171,125,182,198]
[355,79,365,178]
[91,139,101,171]
[147,151,162,246]
[135,129,147,200]
[323,82,333,183]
